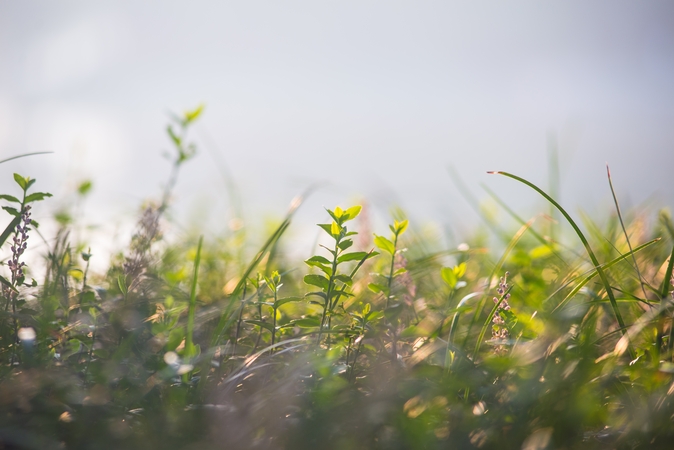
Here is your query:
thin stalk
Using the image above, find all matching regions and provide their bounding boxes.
[232,282,247,358]
[349,336,364,383]
[184,236,203,372]
[271,293,278,350]
[385,234,399,362]
[548,132,560,243]
[606,165,648,301]
[317,239,340,347]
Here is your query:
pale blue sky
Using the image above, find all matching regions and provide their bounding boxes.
[1,1,673,243]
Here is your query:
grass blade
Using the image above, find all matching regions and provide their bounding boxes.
[0,216,21,249]
[552,238,660,313]
[0,151,53,165]
[481,182,568,268]
[185,236,203,362]
[210,192,308,346]
[489,170,633,357]
[606,165,648,301]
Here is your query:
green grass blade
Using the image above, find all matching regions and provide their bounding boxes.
[185,236,203,358]
[481,182,568,268]
[552,238,660,313]
[659,213,674,300]
[0,216,21,249]
[489,171,633,357]
[210,193,306,346]
[606,165,648,300]
[0,151,53,165]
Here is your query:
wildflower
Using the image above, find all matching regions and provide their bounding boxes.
[6,205,31,284]
[491,271,511,355]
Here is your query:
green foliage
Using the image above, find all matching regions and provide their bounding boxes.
[1,120,674,450]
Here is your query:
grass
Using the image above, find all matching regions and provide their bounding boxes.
[0,110,674,449]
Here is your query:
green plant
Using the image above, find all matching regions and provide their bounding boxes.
[303,205,377,346]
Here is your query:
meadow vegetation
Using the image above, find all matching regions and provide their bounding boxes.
[0,108,673,449]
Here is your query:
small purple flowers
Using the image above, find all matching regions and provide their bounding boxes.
[7,205,31,283]
[492,271,511,355]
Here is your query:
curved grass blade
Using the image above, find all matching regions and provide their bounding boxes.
[445,292,479,372]
[183,235,203,381]
[0,151,53,165]
[551,238,660,313]
[489,170,634,357]
[481,183,568,268]
[210,191,308,347]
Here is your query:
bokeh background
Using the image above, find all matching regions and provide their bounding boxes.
[1,1,673,258]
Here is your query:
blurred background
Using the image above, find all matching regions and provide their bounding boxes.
[1,1,673,260]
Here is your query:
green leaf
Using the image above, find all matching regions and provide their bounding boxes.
[2,206,19,217]
[0,195,20,203]
[441,267,457,288]
[304,274,329,291]
[453,262,466,278]
[337,239,353,251]
[326,208,341,224]
[306,291,327,300]
[395,219,409,235]
[245,320,273,332]
[0,275,17,293]
[77,180,93,195]
[318,223,336,238]
[117,275,128,296]
[167,125,181,147]
[24,192,52,203]
[13,174,27,190]
[305,255,331,267]
[374,235,395,254]
[365,311,385,322]
[0,216,20,248]
[343,205,362,222]
[166,327,185,351]
[274,296,303,308]
[368,283,387,294]
[184,104,205,124]
[338,251,374,263]
[292,318,321,328]
[334,274,353,286]
[331,221,341,236]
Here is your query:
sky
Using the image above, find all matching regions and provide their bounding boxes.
[1,1,673,252]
